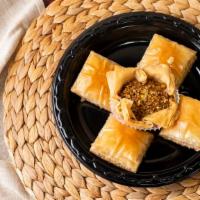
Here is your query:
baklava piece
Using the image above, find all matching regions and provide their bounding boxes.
[106,67,178,129]
[71,51,123,111]
[138,34,197,87]
[90,115,153,172]
[160,95,200,151]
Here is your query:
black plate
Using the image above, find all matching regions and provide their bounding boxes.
[53,12,200,187]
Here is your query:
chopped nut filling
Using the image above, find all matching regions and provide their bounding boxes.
[119,78,171,120]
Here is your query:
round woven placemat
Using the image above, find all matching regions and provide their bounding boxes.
[3,0,200,199]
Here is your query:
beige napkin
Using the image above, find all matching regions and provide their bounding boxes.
[0,0,45,199]
[0,0,44,72]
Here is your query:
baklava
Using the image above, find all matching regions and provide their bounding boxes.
[160,95,200,151]
[138,34,197,87]
[71,51,123,111]
[106,66,178,129]
[90,115,153,172]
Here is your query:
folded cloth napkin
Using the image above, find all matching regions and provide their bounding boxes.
[0,161,32,200]
[0,0,45,199]
[0,0,44,72]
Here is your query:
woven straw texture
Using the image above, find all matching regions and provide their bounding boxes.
[3,0,200,199]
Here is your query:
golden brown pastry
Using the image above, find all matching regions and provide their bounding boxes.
[90,115,153,172]
[160,95,200,151]
[138,34,197,87]
[71,51,123,111]
[106,66,178,130]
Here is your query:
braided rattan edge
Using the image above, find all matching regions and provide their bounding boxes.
[3,0,200,199]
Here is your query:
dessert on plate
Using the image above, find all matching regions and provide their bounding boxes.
[90,115,153,172]
[160,95,200,151]
[106,66,178,130]
[138,34,197,87]
[71,51,123,111]
[71,33,198,173]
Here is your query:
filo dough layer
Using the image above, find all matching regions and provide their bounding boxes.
[138,34,197,87]
[71,51,123,111]
[90,115,153,172]
[160,95,200,151]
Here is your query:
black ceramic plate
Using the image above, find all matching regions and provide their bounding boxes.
[53,12,200,187]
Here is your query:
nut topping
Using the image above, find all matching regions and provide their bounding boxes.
[119,78,172,120]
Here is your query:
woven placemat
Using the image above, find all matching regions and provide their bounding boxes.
[3,0,200,199]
